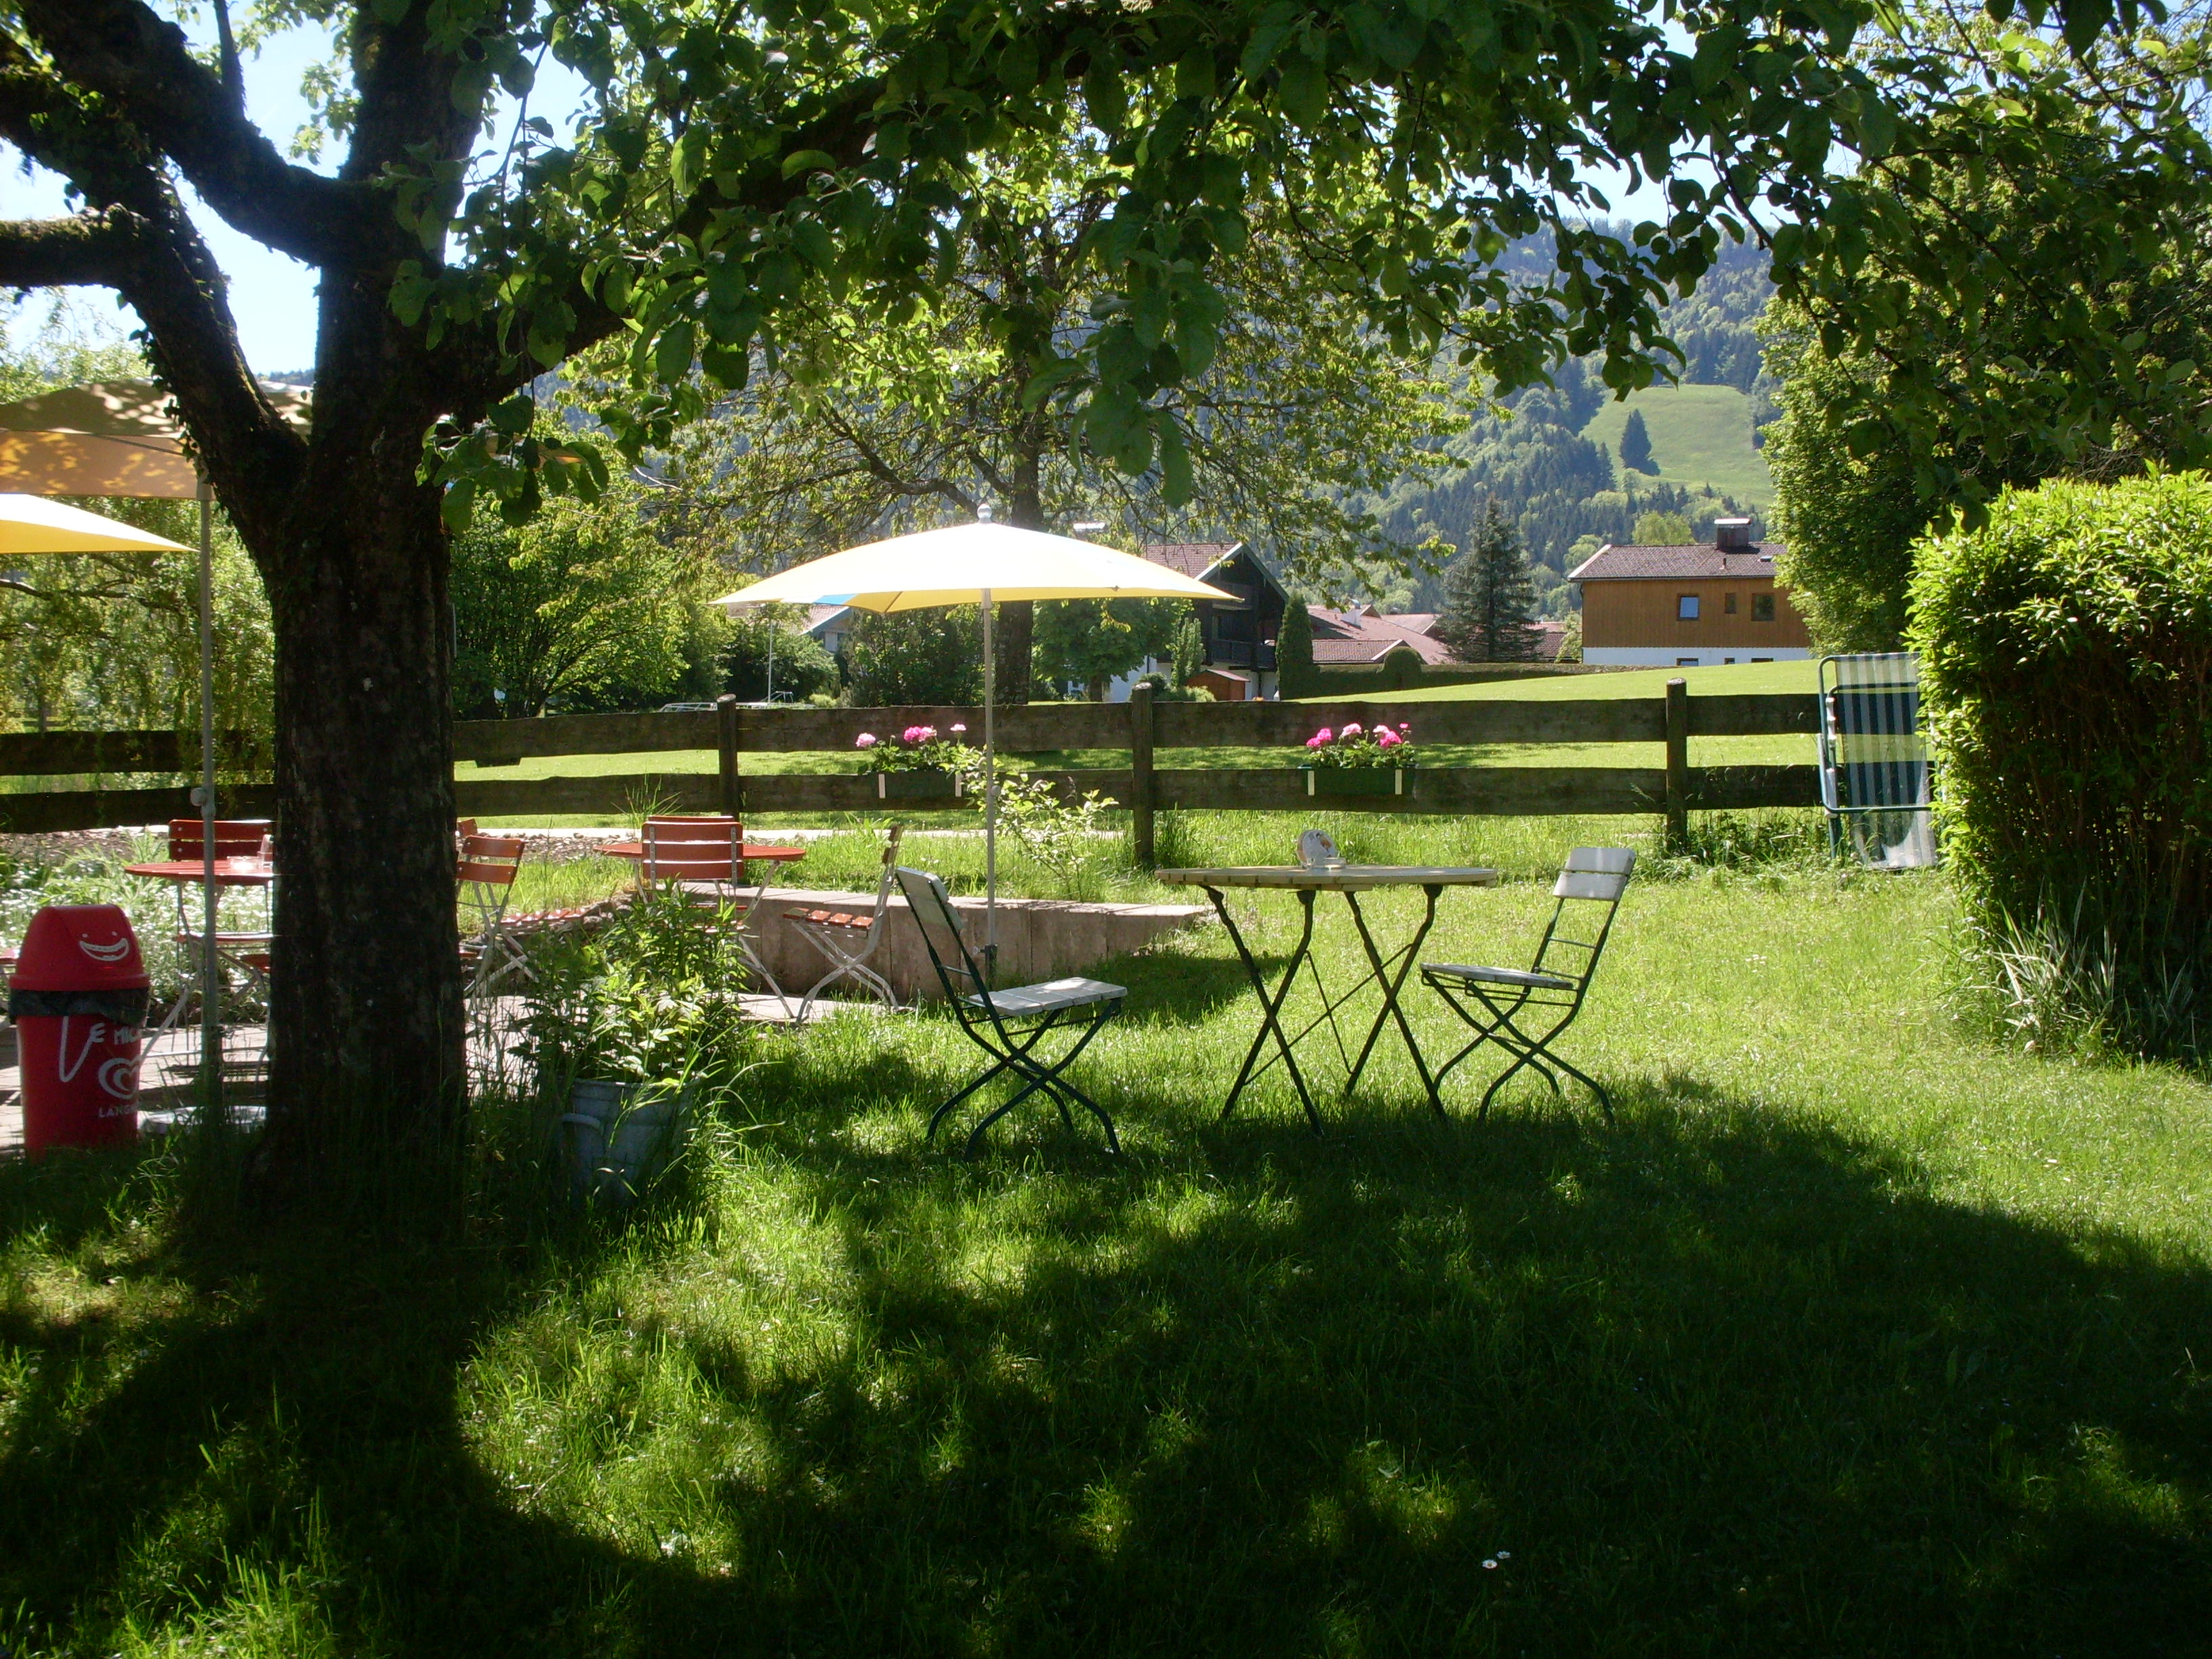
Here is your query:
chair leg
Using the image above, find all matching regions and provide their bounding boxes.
[939,1006,1121,1155]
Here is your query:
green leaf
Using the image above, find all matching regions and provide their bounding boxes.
[1277,53,1327,127]
[1239,5,1302,80]
[441,477,476,534]
[781,149,838,179]
[655,319,697,385]
[1158,420,1193,505]
[1084,64,1127,134]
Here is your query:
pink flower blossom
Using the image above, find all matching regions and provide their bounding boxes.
[1377,728,1403,748]
[903,724,937,745]
[1342,722,1363,738]
[950,723,967,735]
[855,733,878,749]
[1312,728,1333,744]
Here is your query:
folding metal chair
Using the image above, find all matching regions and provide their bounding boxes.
[1420,846,1635,1121]
[787,823,905,1019]
[640,815,790,1008]
[894,865,1124,1155]
[458,833,530,997]
[154,817,275,1031]
[1818,651,1938,869]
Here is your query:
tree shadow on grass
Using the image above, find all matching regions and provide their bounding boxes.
[1,1066,2209,1658]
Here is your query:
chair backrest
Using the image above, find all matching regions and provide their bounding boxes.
[865,824,908,920]
[1532,846,1637,989]
[641,815,741,886]
[1818,651,1937,869]
[894,866,987,1001]
[169,818,272,862]
[459,834,526,930]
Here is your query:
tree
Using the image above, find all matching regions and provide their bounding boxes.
[842,608,983,707]
[1633,510,1696,546]
[1033,598,1185,701]
[722,605,837,703]
[1274,595,1316,699]
[1437,503,1542,662]
[649,126,1470,701]
[1766,7,2212,649]
[1618,409,1658,476]
[0,0,2027,1210]
[451,483,716,717]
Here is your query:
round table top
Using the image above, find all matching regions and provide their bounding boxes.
[123,858,276,886]
[595,841,808,862]
[1155,865,1501,892]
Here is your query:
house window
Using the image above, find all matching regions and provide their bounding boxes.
[1677,657,1699,667]
[1752,592,1776,621]
[1677,594,1700,620]
[1724,592,1738,615]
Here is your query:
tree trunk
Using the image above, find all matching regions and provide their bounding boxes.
[995,450,1047,703]
[249,445,464,1219]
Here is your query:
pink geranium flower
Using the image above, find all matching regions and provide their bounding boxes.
[1342,722,1363,737]
[1312,728,1332,744]
[1377,728,1403,748]
[950,723,967,735]
[855,733,878,749]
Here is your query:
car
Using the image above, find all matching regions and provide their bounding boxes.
[658,701,718,713]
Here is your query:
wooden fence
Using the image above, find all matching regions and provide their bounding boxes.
[0,681,1820,859]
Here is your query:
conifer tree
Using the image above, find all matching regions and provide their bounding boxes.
[1274,595,1317,697]
[1437,504,1544,662]
[1620,409,1659,475]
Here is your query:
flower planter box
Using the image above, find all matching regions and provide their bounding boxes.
[872,768,962,800]
[1302,765,1414,797]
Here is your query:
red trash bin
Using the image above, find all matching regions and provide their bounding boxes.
[8,904,150,1156]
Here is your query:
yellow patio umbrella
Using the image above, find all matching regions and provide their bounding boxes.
[0,492,192,556]
[718,511,1231,959]
[0,379,309,1103]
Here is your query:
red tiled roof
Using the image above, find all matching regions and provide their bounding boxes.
[1141,541,1244,579]
[1568,543,1785,580]
[1308,605,1454,665]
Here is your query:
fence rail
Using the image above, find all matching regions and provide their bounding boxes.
[0,685,1821,851]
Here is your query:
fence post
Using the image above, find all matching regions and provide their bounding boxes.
[1664,677,1689,851]
[1128,682,1156,867]
[718,694,743,818]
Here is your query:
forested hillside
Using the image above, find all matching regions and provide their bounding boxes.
[1368,237,1776,614]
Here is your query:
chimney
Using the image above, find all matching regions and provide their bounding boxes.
[1713,517,1753,551]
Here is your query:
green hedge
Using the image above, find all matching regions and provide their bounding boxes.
[1910,471,2212,1050]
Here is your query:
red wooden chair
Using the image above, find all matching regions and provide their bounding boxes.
[152,817,276,1078]
[640,815,790,1009]
[458,833,530,998]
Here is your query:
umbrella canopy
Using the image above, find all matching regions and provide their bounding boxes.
[0,492,190,556]
[716,521,1233,612]
[0,377,312,499]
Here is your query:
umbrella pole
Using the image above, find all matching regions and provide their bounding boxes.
[981,589,996,979]
[196,479,222,1119]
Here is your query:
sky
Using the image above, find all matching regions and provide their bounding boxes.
[1,23,1679,378]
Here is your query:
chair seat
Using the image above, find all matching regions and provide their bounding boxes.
[1422,962,1576,991]
[793,909,872,930]
[966,977,1126,1017]
[176,930,277,948]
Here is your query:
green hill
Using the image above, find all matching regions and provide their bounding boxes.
[1582,384,1773,512]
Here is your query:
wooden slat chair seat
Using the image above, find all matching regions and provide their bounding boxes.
[894,865,1123,1155]
[787,825,905,1019]
[1421,847,1636,1122]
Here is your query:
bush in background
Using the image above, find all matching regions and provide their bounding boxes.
[1910,470,2212,1054]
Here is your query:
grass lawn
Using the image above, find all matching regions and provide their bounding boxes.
[3,829,2209,1656]
[1579,384,1775,510]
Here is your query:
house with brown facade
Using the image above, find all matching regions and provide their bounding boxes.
[1136,541,1286,699]
[1567,517,1811,666]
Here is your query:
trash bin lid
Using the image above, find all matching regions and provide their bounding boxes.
[9,903,148,991]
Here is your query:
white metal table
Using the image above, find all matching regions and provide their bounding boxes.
[1156,865,1501,1130]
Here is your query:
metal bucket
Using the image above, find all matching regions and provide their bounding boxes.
[558,1078,684,1207]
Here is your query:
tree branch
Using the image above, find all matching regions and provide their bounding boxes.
[19,0,375,268]
[0,211,140,289]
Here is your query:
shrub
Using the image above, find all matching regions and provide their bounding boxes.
[1909,470,2212,1054]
